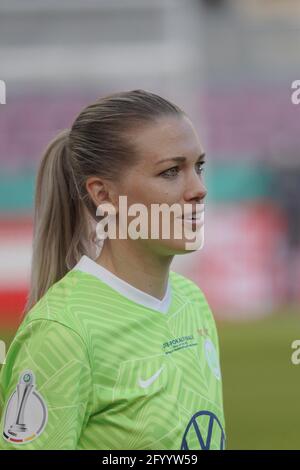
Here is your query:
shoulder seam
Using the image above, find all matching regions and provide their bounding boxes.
[170,270,205,295]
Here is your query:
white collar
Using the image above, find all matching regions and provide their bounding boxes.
[72,255,172,314]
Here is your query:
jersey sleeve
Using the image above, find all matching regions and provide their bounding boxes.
[0,318,93,450]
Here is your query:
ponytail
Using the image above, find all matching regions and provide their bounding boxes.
[22,129,98,317]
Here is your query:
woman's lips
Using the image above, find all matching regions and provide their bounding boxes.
[180,210,204,221]
[179,210,204,229]
[182,218,203,225]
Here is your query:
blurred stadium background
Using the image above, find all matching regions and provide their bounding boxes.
[0,0,299,449]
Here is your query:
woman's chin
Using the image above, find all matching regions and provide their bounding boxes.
[155,236,204,255]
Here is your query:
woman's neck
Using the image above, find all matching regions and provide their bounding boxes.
[95,239,173,301]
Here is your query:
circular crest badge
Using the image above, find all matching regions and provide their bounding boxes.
[2,369,48,444]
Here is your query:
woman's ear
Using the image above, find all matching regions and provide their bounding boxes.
[85,176,107,207]
[86,176,119,218]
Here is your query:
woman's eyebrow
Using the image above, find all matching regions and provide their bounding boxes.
[155,153,206,165]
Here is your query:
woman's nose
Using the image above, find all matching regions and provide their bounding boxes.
[184,172,207,201]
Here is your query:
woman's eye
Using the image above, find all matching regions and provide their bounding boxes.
[196,161,205,174]
[160,166,179,178]
[160,161,205,178]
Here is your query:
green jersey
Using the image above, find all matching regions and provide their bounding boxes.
[0,255,226,450]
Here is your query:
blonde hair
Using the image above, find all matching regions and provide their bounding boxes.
[23,89,185,317]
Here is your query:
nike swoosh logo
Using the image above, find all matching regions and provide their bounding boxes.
[138,366,164,388]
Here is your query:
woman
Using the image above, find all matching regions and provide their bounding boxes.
[0,89,225,450]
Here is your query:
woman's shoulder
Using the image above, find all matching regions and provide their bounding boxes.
[169,269,208,303]
[169,270,217,324]
[20,269,86,339]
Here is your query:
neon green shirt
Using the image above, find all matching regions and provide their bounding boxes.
[0,255,226,450]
